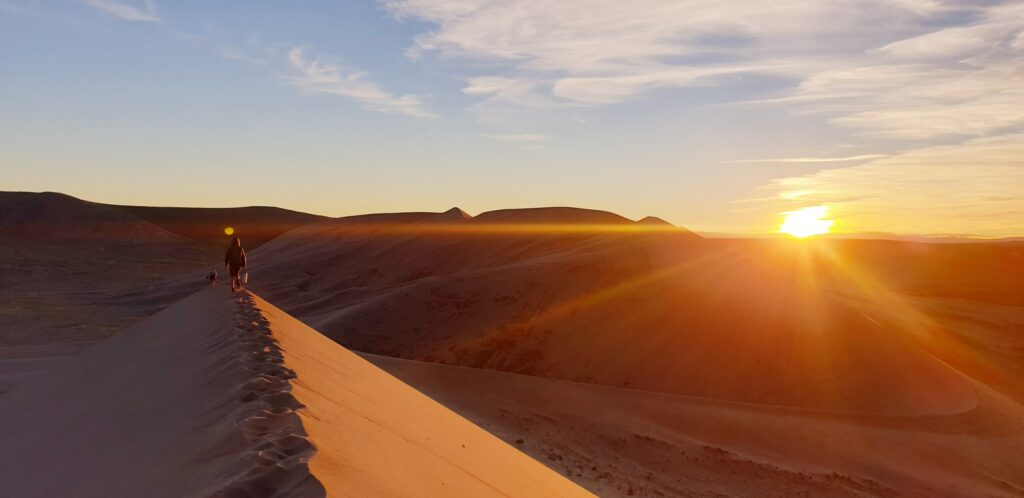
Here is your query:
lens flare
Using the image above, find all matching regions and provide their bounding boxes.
[780,206,833,238]
[224,226,235,236]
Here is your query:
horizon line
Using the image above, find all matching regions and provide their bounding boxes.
[5,189,1022,242]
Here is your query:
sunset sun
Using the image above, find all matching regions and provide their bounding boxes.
[780,206,834,238]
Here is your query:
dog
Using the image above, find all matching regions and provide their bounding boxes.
[207,267,218,287]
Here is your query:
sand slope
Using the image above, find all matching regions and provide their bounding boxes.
[242,210,1016,415]
[0,287,591,497]
[367,353,1024,498]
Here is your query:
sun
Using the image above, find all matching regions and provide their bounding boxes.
[780,206,833,238]
[224,226,235,236]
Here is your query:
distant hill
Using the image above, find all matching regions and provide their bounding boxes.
[636,216,672,226]
[0,192,327,250]
[472,207,633,225]
[121,204,328,249]
[0,191,186,244]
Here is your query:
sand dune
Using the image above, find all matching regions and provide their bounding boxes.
[2,199,1022,496]
[0,191,189,244]
[238,209,1020,415]
[367,353,1024,497]
[0,287,591,497]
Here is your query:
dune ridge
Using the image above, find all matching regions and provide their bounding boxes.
[214,292,323,497]
[0,287,592,497]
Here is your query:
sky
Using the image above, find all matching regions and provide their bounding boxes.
[1,0,1023,236]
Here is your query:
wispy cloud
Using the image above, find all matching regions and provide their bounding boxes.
[80,0,158,22]
[385,1,1024,140]
[381,2,929,96]
[285,48,434,118]
[171,26,271,65]
[745,134,1024,236]
[218,46,267,65]
[746,3,1024,140]
[460,76,571,125]
[170,30,425,118]
[479,133,548,142]
[725,154,889,164]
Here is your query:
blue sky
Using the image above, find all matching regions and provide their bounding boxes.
[2,0,1023,235]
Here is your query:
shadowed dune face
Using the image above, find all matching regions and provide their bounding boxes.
[244,210,1024,415]
[0,288,592,498]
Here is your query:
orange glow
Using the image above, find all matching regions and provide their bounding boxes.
[779,206,833,238]
[294,222,688,236]
[224,226,235,236]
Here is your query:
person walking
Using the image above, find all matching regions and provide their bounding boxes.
[224,236,247,292]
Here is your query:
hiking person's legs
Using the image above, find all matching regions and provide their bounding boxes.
[229,265,241,291]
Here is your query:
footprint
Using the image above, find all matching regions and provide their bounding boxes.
[213,293,323,498]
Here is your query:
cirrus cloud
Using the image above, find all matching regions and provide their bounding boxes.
[725,154,889,164]
[285,48,435,118]
[385,0,1024,140]
[80,0,158,22]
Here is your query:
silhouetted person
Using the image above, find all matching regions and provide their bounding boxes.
[224,236,247,292]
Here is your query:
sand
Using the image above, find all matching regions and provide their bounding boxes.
[0,287,592,497]
[367,353,1024,497]
[243,211,1021,415]
[2,196,1023,496]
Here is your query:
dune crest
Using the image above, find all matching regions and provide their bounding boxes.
[0,288,591,497]
[472,206,633,225]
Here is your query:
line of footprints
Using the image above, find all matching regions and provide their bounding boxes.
[214,294,320,498]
